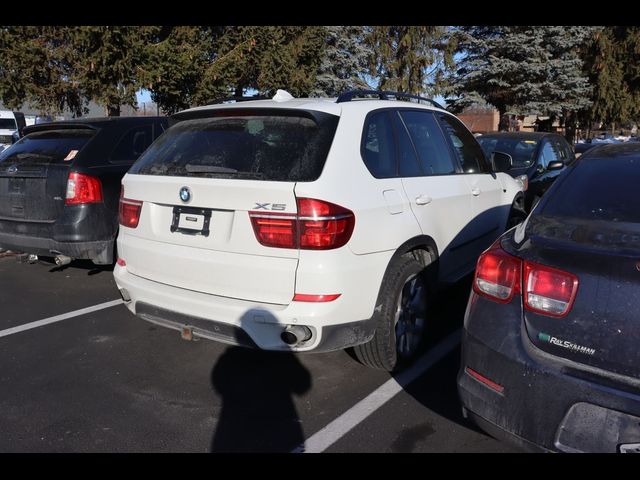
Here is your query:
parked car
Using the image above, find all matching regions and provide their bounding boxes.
[0,116,168,266]
[476,132,574,212]
[457,142,640,452]
[113,90,524,371]
[0,110,26,149]
[574,139,600,157]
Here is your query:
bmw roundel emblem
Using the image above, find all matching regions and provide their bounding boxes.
[179,186,191,203]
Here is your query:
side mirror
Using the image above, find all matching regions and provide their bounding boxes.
[491,151,513,172]
[547,160,564,171]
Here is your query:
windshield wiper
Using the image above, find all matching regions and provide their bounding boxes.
[184,164,263,179]
[185,165,238,174]
[15,152,56,161]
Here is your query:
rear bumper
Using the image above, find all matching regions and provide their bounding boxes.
[457,293,640,453]
[0,204,117,264]
[114,264,377,352]
[0,231,113,264]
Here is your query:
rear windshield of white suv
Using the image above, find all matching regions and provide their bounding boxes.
[129,111,339,182]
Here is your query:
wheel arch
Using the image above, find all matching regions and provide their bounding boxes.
[376,235,440,302]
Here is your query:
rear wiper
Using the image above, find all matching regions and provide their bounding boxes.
[15,152,55,160]
[185,165,238,174]
[184,164,263,178]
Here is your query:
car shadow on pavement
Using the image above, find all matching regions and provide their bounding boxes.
[399,275,488,437]
[210,311,312,453]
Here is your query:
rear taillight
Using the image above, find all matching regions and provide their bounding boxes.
[249,213,297,248]
[292,293,341,302]
[65,172,103,205]
[249,198,355,250]
[118,188,143,229]
[473,242,522,303]
[473,241,579,317]
[523,261,578,317]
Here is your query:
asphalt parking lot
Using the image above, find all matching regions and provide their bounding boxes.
[0,253,518,453]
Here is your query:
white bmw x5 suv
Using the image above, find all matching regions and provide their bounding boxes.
[114,90,524,371]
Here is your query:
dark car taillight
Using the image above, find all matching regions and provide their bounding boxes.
[473,242,521,303]
[249,198,355,250]
[523,261,579,317]
[473,241,579,317]
[118,188,142,229]
[65,172,103,205]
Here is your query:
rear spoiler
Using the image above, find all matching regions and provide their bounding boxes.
[169,108,338,127]
[22,123,98,136]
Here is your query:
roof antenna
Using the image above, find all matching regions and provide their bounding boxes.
[272,89,294,102]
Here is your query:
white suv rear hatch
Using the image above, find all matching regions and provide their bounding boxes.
[119,108,339,305]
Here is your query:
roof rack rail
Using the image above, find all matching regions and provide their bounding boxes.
[335,90,446,110]
[209,95,269,105]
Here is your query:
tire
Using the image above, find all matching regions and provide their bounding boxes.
[354,254,430,372]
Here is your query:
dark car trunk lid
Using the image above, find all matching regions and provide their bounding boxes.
[0,128,95,222]
[521,215,640,379]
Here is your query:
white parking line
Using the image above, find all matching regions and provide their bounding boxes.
[292,328,462,453]
[0,299,123,339]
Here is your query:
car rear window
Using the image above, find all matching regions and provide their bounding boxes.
[477,136,539,168]
[0,129,95,164]
[129,112,339,182]
[0,119,17,130]
[542,156,640,223]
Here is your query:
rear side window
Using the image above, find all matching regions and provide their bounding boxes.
[0,129,94,164]
[399,111,456,175]
[390,113,422,177]
[543,156,640,223]
[539,140,560,167]
[554,137,575,164]
[437,113,490,173]
[362,111,396,178]
[110,125,154,164]
[130,113,338,182]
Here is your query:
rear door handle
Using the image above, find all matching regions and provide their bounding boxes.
[415,195,432,205]
[471,188,481,196]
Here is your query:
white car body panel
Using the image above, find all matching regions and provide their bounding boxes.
[120,175,299,304]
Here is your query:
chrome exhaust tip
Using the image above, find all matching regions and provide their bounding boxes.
[281,325,312,346]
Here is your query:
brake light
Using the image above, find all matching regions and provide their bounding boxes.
[465,367,504,394]
[473,242,521,303]
[249,213,297,248]
[523,262,578,317]
[118,188,143,229]
[292,293,341,302]
[65,172,103,205]
[249,198,355,250]
[473,241,579,317]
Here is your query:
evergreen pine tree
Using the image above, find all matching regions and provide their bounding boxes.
[367,26,454,96]
[585,26,640,128]
[0,26,86,116]
[141,27,214,114]
[448,26,596,140]
[312,26,371,97]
